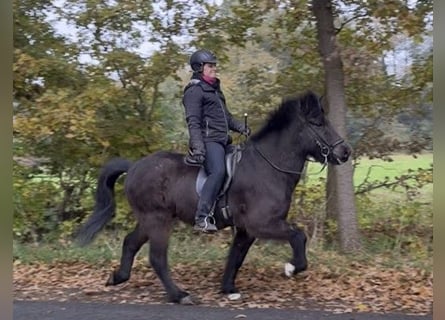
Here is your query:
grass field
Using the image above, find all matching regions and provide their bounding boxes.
[306,153,432,183]
[304,153,433,198]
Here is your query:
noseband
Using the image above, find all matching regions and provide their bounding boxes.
[307,122,344,166]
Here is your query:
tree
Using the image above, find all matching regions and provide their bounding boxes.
[312,0,361,252]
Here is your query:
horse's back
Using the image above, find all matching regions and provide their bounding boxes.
[126,150,189,188]
[124,150,199,220]
[129,151,184,173]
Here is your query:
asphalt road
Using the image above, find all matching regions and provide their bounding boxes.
[13,300,432,320]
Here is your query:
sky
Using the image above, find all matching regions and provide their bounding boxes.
[44,0,431,78]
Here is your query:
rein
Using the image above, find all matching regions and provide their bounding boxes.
[253,143,327,176]
[252,121,344,176]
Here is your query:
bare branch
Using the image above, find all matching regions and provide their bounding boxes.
[335,13,368,34]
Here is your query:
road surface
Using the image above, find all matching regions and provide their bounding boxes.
[13,300,432,320]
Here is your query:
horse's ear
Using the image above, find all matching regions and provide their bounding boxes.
[300,92,315,114]
[318,95,330,114]
[303,92,324,125]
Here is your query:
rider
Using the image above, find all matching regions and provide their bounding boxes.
[183,49,250,233]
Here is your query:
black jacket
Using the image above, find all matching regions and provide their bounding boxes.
[182,75,244,153]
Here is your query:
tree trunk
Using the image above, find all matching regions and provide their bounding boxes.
[311,0,361,252]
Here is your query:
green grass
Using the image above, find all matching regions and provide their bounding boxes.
[306,153,432,183]
[13,240,118,264]
[305,153,433,199]
[352,153,433,183]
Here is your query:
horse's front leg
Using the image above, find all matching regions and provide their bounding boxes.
[247,220,307,277]
[221,228,255,299]
[284,224,308,277]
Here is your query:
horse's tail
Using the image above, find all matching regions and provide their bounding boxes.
[75,158,132,246]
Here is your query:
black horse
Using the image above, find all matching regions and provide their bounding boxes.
[76,90,351,304]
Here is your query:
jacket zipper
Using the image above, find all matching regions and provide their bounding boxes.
[215,90,229,142]
[205,119,209,137]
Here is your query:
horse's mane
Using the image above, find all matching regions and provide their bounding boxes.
[250,90,319,142]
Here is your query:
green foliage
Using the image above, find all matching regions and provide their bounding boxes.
[13,165,61,242]
[287,176,327,245]
[285,154,432,257]
[356,195,432,261]
[290,178,432,261]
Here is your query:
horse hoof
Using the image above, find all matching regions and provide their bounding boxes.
[105,272,129,286]
[227,293,242,300]
[179,295,195,305]
[284,262,296,277]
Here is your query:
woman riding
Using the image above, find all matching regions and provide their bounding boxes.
[182,49,250,233]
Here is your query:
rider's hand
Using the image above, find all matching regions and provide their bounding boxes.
[193,153,205,164]
[241,126,251,137]
[188,148,206,165]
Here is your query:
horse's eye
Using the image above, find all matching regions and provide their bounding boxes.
[308,118,324,126]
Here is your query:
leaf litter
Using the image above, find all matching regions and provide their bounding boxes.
[13,259,432,315]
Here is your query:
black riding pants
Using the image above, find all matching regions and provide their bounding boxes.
[196,141,226,217]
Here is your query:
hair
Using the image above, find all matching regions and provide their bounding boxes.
[250,91,321,142]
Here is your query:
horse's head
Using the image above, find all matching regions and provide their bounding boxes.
[299,91,352,165]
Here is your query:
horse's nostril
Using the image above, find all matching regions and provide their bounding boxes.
[339,146,351,162]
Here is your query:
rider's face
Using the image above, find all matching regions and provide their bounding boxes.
[203,63,217,78]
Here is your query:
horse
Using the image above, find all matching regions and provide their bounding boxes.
[76,90,351,304]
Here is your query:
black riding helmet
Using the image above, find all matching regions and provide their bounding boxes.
[189,49,217,72]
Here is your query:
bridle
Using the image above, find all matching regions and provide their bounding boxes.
[307,120,345,164]
[253,117,344,176]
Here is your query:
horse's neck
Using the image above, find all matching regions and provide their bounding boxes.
[253,133,307,179]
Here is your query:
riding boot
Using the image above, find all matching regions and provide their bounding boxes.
[193,141,226,233]
[193,211,218,233]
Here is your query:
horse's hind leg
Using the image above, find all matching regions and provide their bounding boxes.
[147,218,191,304]
[221,229,255,296]
[106,223,148,286]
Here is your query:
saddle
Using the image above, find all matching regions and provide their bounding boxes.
[187,144,243,221]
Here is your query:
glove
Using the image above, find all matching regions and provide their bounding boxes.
[190,150,205,164]
[185,143,206,166]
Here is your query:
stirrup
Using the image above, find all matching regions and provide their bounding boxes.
[205,214,216,226]
[194,215,217,233]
